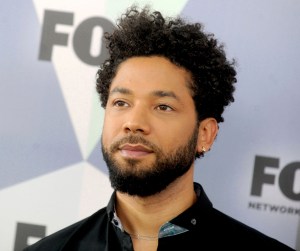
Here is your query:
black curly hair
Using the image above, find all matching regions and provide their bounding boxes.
[96,5,237,124]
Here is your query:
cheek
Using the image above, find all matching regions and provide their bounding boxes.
[159,121,197,149]
[102,117,118,146]
[156,126,186,149]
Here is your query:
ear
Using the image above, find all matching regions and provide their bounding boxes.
[196,118,218,153]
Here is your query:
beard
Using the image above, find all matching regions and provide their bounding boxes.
[101,126,199,197]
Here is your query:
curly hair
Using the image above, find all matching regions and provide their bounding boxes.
[96,5,237,123]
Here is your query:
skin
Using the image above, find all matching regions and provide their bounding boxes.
[101,56,218,251]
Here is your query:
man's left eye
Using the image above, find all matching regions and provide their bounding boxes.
[157,104,173,111]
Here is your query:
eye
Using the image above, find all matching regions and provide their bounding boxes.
[113,100,129,107]
[156,104,173,112]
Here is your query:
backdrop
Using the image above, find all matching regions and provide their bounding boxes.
[1,0,299,250]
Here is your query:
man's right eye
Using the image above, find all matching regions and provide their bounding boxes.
[113,100,128,107]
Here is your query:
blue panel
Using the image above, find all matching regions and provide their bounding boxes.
[87,141,108,175]
[0,0,82,189]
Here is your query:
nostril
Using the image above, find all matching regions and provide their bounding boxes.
[125,127,144,133]
[124,123,145,133]
[122,115,150,134]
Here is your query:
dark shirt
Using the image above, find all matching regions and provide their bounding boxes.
[24,183,295,251]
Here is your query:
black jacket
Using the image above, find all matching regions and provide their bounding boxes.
[24,183,295,250]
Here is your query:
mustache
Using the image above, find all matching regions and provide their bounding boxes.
[110,135,158,152]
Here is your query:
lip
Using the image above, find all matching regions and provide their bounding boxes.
[119,144,153,158]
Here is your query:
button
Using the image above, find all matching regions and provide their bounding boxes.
[191,219,197,225]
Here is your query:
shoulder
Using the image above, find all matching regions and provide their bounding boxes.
[208,208,294,250]
[24,207,107,251]
[193,183,294,250]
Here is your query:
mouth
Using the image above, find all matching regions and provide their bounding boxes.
[119,144,154,158]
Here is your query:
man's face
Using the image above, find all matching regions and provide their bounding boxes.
[101,56,200,197]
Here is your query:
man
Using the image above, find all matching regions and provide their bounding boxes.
[25,5,295,251]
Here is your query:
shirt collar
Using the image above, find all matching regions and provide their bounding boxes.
[106,182,213,238]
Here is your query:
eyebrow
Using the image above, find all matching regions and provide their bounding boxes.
[151,90,179,100]
[110,87,132,95]
[110,87,179,100]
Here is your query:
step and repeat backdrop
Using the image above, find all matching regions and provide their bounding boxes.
[1,0,299,250]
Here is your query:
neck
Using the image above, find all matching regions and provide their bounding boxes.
[115,167,196,236]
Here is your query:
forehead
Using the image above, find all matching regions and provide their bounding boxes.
[110,56,193,97]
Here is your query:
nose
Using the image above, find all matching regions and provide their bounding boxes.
[123,105,150,134]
